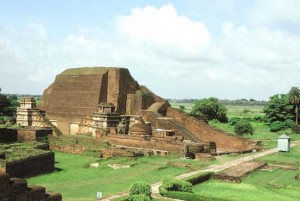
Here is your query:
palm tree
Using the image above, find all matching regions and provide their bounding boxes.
[288,87,300,125]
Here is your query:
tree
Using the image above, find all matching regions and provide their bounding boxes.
[263,94,294,132]
[179,105,186,111]
[191,97,228,122]
[288,87,300,125]
[234,120,254,136]
[0,94,11,114]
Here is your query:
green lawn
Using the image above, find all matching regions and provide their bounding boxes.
[192,145,300,201]
[27,152,195,201]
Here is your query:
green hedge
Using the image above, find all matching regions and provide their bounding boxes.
[183,172,214,185]
[165,191,231,201]
[159,176,192,196]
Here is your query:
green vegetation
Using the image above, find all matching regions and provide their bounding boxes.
[288,87,300,125]
[129,181,152,201]
[189,146,300,201]
[159,175,192,196]
[234,120,254,136]
[191,97,228,122]
[27,152,196,201]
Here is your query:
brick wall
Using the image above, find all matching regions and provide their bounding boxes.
[4,152,55,178]
[166,108,258,152]
[0,172,62,201]
[0,128,18,143]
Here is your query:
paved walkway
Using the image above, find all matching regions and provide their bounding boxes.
[103,141,300,200]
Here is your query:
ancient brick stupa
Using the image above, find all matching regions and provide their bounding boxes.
[41,67,259,154]
[41,67,163,134]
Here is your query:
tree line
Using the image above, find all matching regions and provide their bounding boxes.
[185,86,300,135]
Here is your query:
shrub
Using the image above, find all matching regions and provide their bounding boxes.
[210,119,220,124]
[129,181,151,198]
[242,109,251,114]
[129,194,151,201]
[291,124,300,134]
[184,172,213,185]
[165,191,230,201]
[253,116,263,122]
[159,176,192,196]
[234,120,254,136]
[269,121,287,132]
[242,117,253,122]
[284,119,295,128]
[229,117,241,126]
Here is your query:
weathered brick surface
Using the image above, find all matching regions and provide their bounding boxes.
[166,108,259,152]
[41,67,160,134]
[0,128,18,143]
[0,172,62,201]
[4,152,55,178]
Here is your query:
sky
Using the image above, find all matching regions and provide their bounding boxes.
[0,0,299,100]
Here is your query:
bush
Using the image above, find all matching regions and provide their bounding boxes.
[253,116,263,122]
[242,109,251,114]
[184,172,213,185]
[229,117,241,126]
[234,120,254,136]
[269,121,287,132]
[165,191,230,201]
[159,176,192,196]
[284,119,295,128]
[210,119,220,124]
[129,194,151,201]
[291,124,300,134]
[129,181,151,198]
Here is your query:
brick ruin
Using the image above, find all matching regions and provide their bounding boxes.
[0,172,62,201]
[41,67,259,156]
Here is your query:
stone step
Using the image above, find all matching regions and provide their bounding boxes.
[27,185,47,201]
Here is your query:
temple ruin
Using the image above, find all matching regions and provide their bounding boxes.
[41,67,259,156]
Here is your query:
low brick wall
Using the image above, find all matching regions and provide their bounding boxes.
[0,172,62,201]
[17,128,52,142]
[0,127,52,143]
[0,128,18,143]
[108,134,183,153]
[4,152,55,178]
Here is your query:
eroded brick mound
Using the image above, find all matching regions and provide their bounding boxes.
[0,172,62,201]
[166,108,259,152]
[216,161,267,183]
[42,67,162,134]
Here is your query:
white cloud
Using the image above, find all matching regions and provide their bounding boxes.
[0,3,300,100]
[116,4,211,55]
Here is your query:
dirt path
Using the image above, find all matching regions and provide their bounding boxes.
[103,141,300,200]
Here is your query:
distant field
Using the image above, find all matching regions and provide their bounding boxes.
[170,101,300,146]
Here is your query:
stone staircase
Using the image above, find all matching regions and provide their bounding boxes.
[37,111,63,137]
[143,110,200,142]
[0,172,62,201]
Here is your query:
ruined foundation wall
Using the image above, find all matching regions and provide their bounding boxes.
[0,128,18,143]
[166,108,258,152]
[0,172,62,201]
[108,134,183,153]
[17,128,52,142]
[3,152,55,178]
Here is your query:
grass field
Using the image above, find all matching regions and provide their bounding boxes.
[192,145,300,201]
[27,152,201,201]
[27,102,300,201]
